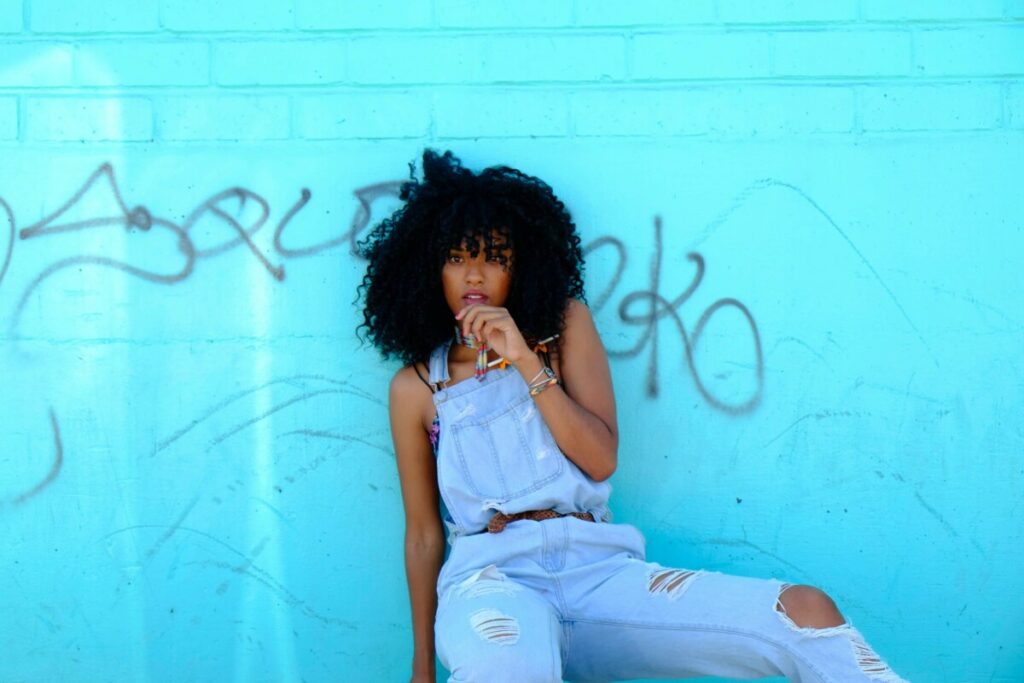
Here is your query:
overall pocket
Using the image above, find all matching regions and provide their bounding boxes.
[450,394,564,501]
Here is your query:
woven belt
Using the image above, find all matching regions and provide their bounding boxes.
[487,509,595,533]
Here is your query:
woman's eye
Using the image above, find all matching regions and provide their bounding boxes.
[447,254,462,263]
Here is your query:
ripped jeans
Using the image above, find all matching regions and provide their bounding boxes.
[435,517,906,683]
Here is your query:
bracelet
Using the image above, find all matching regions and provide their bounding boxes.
[529,377,559,396]
[528,366,559,396]
[527,366,550,385]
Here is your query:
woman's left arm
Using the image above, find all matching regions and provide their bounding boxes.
[513,299,618,481]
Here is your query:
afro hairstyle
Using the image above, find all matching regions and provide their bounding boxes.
[355,149,587,367]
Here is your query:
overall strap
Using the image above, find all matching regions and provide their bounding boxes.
[427,338,452,389]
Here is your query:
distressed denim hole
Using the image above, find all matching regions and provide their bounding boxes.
[848,630,907,682]
[456,564,521,600]
[469,608,520,646]
[647,567,701,601]
[775,582,795,614]
[773,583,907,682]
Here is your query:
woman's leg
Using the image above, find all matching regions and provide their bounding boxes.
[560,558,907,682]
[435,564,564,683]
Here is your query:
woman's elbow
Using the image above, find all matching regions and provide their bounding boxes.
[591,445,618,482]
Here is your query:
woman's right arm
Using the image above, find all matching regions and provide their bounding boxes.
[389,367,446,682]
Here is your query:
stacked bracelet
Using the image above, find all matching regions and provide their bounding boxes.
[528,366,559,396]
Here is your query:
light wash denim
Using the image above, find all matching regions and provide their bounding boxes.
[426,340,906,683]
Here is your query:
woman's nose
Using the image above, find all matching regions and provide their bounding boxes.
[465,259,485,282]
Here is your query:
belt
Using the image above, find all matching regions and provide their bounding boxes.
[487,509,595,533]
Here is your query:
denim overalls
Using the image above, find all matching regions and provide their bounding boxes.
[425,339,907,683]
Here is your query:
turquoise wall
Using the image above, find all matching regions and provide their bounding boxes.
[1,2,1022,682]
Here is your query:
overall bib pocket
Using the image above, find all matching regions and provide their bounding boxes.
[450,394,564,500]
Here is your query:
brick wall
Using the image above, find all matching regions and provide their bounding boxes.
[1,1,1020,143]
[1,3,1021,682]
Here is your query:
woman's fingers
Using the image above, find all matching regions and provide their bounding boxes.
[456,305,530,360]
[469,310,511,338]
[458,304,505,336]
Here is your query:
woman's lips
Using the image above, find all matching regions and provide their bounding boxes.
[463,294,488,304]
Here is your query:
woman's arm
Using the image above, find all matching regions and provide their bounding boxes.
[388,367,446,681]
[513,299,619,481]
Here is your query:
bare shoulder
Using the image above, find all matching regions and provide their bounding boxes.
[389,363,432,420]
[565,297,594,324]
[389,363,426,402]
[560,298,605,353]
[556,297,617,435]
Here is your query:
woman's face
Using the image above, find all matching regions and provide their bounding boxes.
[441,231,514,317]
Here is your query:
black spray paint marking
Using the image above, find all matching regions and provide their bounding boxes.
[913,490,985,555]
[273,181,763,411]
[3,166,763,433]
[184,187,283,280]
[204,387,383,452]
[105,525,357,629]
[3,408,63,506]
[150,374,382,457]
[587,216,763,412]
[702,537,809,579]
[144,494,200,561]
[0,198,13,289]
[273,181,404,258]
[697,177,936,366]
[2,163,312,336]
[273,430,393,493]
[762,410,867,448]
[280,429,392,456]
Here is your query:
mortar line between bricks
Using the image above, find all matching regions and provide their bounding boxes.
[4,130,1021,149]
[3,77,1018,94]
[15,18,1024,39]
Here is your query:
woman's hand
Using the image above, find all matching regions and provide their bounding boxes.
[456,304,532,364]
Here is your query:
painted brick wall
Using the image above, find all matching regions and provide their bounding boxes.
[1,2,1021,682]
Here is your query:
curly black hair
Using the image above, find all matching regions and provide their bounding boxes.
[356,149,587,367]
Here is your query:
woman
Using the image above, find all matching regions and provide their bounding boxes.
[357,150,906,683]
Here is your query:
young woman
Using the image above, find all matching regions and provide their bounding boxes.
[357,150,906,683]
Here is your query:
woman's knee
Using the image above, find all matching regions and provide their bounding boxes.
[775,584,845,629]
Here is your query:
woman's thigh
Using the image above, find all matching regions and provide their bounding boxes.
[560,558,891,683]
[436,564,564,683]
